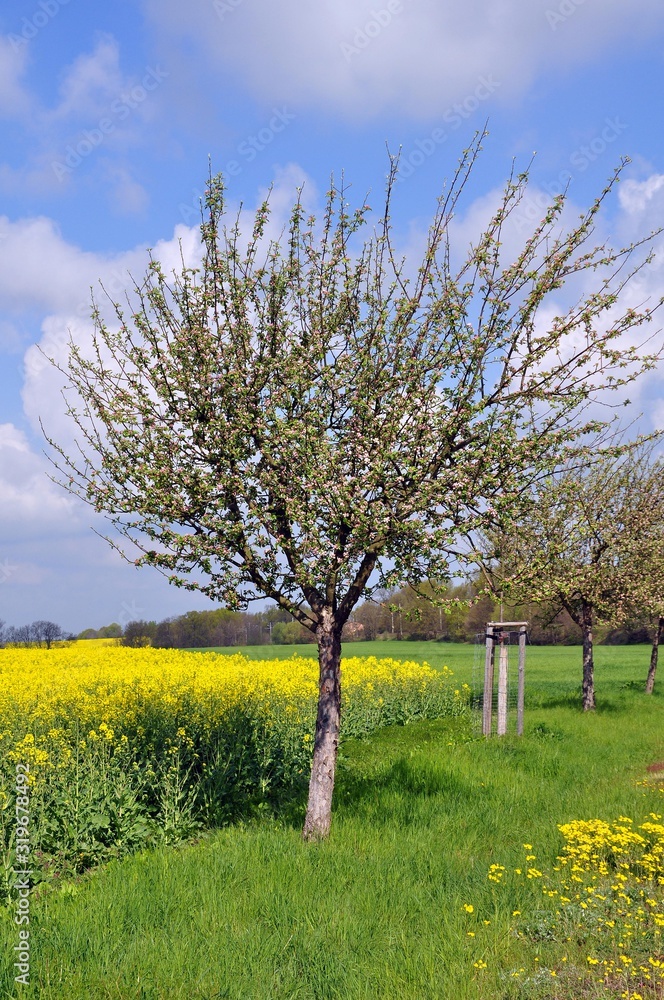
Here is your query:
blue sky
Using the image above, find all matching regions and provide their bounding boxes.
[1,0,664,634]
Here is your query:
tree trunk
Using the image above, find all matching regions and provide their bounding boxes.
[581,599,595,711]
[646,616,664,694]
[302,615,342,841]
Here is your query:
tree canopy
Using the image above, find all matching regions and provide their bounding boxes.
[47,137,663,836]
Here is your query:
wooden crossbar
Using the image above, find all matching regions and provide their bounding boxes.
[486,621,528,627]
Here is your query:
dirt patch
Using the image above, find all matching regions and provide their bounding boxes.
[646,762,664,773]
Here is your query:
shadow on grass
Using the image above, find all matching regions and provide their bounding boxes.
[330,754,480,829]
[527,689,630,713]
[619,679,651,693]
[252,716,477,831]
[263,760,475,832]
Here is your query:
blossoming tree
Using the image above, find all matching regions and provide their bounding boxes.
[478,443,664,710]
[47,138,662,837]
[630,500,664,695]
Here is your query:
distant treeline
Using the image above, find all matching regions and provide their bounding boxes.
[83,585,658,648]
[1,590,655,652]
[350,585,656,646]
[0,620,71,649]
[118,608,312,648]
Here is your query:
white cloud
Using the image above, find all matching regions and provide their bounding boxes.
[0,35,168,202]
[0,210,203,323]
[618,174,664,216]
[390,171,664,424]
[0,423,78,538]
[143,0,664,120]
[0,214,127,313]
[612,173,664,318]
[17,229,203,452]
[11,166,310,458]
[47,35,125,123]
[0,36,31,118]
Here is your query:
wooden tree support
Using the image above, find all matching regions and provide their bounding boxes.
[482,622,527,737]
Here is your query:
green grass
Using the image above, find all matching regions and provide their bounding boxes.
[1,643,662,999]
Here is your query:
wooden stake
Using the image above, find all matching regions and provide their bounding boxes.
[483,626,495,736]
[497,634,509,736]
[517,625,526,736]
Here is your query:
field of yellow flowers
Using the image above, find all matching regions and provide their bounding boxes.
[473,813,664,998]
[1,642,663,999]
[0,646,468,896]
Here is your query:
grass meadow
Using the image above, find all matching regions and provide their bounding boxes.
[1,641,662,999]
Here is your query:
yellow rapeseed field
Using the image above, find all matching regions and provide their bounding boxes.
[0,647,468,887]
[0,646,466,767]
